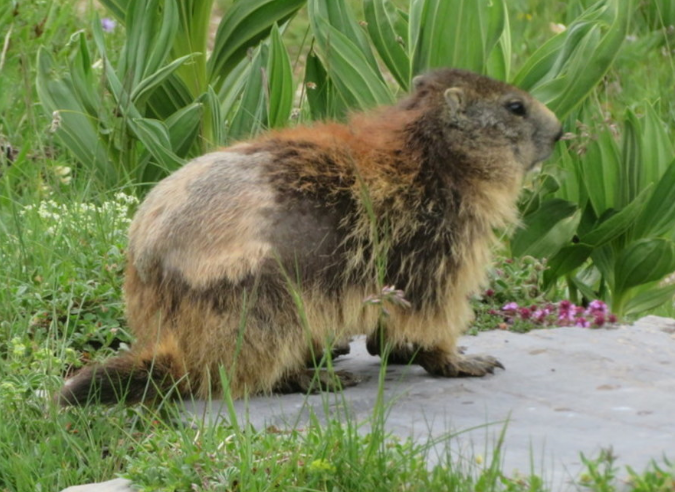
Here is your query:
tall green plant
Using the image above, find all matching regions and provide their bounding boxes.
[303,0,627,120]
[37,0,302,186]
[38,0,632,191]
[512,104,675,317]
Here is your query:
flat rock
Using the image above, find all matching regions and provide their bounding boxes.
[63,316,675,491]
[184,316,675,491]
[60,478,133,492]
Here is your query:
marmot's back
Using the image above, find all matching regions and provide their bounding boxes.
[129,151,278,289]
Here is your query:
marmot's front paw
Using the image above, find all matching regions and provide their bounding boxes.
[420,352,504,378]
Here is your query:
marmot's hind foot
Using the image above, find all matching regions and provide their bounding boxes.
[420,351,504,378]
[273,369,361,395]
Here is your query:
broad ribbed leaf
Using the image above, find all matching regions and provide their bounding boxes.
[410,0,506,75]
[614,238,675,294]
[578,186,652,247]
[639,104,674,191]
[208,0,305,93]
[303,50,348,120]
[129,118,184,171]
[511,199,580,259]
[98,0,131,22]
[363,0,410,89]
[527,0,630,118]
[36,48,116,183]
[203,86,225,146]
[543,244,593,289]
[625,283,675,316]
[581,130,620,215]
[267,24,293,128]
[165,102,203,156]
[621,109,642,208]
[310,0,380,73]
[634,157,675,239]
[309,16,393,110]
[228,46,269,141]
[130,54,195,107]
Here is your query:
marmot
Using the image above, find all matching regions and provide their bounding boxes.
[59,68,562,405]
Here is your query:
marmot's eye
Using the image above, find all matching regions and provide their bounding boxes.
[506,101,527,116]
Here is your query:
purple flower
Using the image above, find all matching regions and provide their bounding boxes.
[575,317,590,328]
[502,302,519,312]
[101,18,117,33]
[587,300,608,315]
[558,311,575,325]
[519,307,532,319]
[558,300,572,311]
[593,315,606,327]
[608,314,618,323]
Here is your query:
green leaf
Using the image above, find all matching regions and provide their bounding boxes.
[624,283,675,316]
[543,244,593,289]
[578,185,652,247]
[363,0,410,89]
[511,199,581,259]
[129,117,184,171]
[303,50,348,120]
[267,24,294,129]
[165,103,203,157]
[309,15,394,110]
[130,54,195,107]
[634,157,675,239]
[310,0,381,73]
[639,104,675,187]
[35,48,116,184]
[621,109,642,208]
[203,86,225,147]
[410,0,507,76]
[228,46,269,141]
[209,0,305,93]
[517,0,630,118]
[614,238,675,295]
[98,0,131,22]
[580,130,621,215]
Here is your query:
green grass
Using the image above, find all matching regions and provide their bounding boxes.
[1,0,675,490]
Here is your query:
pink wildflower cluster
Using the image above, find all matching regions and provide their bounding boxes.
[497,299,617,328]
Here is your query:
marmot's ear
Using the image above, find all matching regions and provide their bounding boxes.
[412,75,426,91]
[444,88,465,116]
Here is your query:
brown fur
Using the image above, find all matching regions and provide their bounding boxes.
[58,68,562,405]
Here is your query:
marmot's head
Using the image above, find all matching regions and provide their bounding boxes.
[401,68,563,171]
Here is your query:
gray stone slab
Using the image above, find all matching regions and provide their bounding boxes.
[183,316,675,491]
[60,478,133,492]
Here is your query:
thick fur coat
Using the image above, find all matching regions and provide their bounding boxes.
[59,68,562,405]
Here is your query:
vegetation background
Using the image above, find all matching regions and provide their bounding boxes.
[0,0,674,490]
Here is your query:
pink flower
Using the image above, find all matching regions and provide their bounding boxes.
[608,314,618,323]
[502,302,519,312]
[559,300,572,311]
[485,289,495,297]
[593,315,605,327]
[575,317,590,328]
[519,307,532,319]
[587,300,608,314]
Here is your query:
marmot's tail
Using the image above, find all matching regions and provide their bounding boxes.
[57,347,187,406]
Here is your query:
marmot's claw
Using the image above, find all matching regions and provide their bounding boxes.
[456,354,504,376]
[422,352,504,378]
